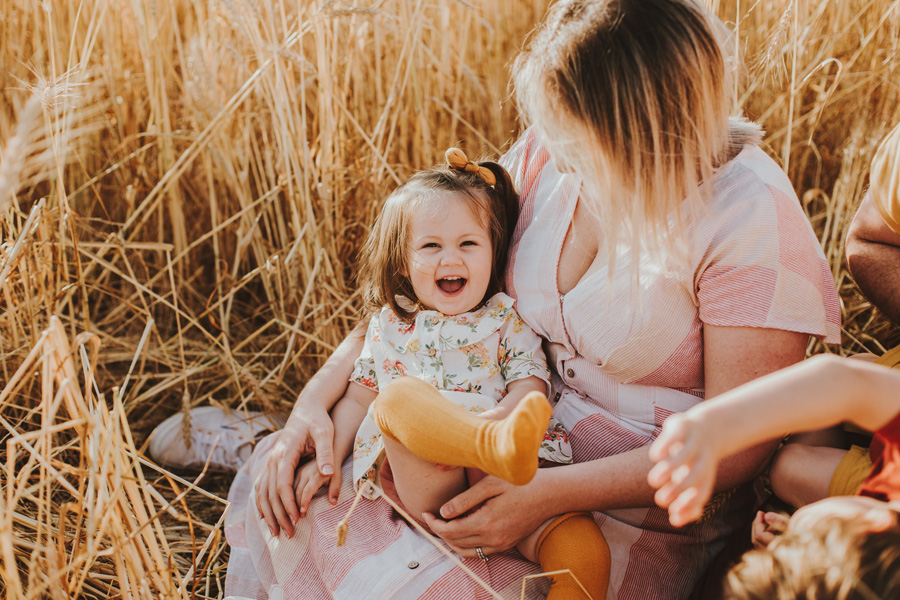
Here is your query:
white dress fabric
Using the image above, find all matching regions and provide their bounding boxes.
[223,128,841,600]
[348,293,570,500]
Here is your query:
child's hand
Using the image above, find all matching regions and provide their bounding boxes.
[293,459,342,517]
[647,413,720,527]
[750,510,788,549]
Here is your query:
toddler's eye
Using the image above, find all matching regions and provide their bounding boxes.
[461,240,478,247]
[422,242,439,249]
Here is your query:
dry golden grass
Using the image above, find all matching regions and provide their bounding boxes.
[0,0,898,597]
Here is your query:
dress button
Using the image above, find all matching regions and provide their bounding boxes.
[566,368,575,378]
[408,561,419,569]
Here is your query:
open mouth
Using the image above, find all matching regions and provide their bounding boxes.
[436,276,466,294]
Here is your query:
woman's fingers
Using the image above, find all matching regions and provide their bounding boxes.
[254,469,280,536]
[439,476,507,519]
[269,440,303,530]
[255,463,294,536]
[424,512,481,543]
[271,457,299,535]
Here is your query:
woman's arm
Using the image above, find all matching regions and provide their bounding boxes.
[255,322,366,538]
[846,193,900,326]
[649,354,900,525]
[424,325,808,554]
[700,324,809,489]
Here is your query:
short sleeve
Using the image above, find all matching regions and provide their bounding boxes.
[350,317,380,392]
[498,310,551,391]
[695,149,841,344]
[500,127,553,212]
[870,123,900,235]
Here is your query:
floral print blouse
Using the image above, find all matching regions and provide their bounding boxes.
[349,293,570,498]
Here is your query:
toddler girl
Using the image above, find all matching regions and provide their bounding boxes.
[293,148,610,600]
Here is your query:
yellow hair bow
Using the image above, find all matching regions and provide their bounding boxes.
[445,148,497,186]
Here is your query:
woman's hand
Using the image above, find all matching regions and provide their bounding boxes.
[254,323,366,537]
[254,403,336,538]
[422,473,551,558]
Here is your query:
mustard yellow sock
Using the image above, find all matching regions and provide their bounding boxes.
[536,512,610,600]
[372,377,552,485]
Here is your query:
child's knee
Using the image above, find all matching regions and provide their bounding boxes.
[770,444,846,507]
[374,377,423,415]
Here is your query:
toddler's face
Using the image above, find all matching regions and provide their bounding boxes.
[406,192,493,315]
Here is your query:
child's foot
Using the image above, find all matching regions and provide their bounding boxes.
[482,391,552,485]
[148,406,284,473]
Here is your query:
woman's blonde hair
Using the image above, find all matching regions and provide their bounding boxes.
[513,0,760,272]
[726,516,900,600]
[357,162,518,321]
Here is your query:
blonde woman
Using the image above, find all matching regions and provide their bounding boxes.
[222,1,840,598]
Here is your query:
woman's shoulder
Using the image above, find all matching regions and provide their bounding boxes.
[699,145,807,234]
[716,144,796,199]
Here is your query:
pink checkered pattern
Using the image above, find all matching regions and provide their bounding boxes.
[224,128,839,599]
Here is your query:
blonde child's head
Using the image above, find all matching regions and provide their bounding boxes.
[358,152,518,320]
[726,497,900,600]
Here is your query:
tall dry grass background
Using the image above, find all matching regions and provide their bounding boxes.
[0,0,898,597]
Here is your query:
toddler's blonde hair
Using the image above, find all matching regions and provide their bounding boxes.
[357,161,518,321]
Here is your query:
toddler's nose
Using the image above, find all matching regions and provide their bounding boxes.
[440,249,463,266]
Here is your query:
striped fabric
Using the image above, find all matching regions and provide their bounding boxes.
[501,128,840,599]
[224,434,545,600]
[223,128,840,599]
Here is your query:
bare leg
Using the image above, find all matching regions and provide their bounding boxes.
[382,436,468,518]
[769,444,848,508]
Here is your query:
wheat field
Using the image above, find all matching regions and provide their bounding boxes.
[1,0,898,598]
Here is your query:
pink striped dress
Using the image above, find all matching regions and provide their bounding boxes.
[223,129,840,599]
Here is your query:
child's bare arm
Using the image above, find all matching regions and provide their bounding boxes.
[319,383,377,503]
[331,383,377,462]
[647,355,900,526]
[481,375,547,420]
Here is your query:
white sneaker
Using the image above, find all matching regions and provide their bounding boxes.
[148,406,285,473]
